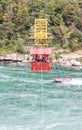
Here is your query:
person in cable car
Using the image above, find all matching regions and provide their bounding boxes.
[38,55,43,62]
[45,55,49,62]
[32,55,36,62]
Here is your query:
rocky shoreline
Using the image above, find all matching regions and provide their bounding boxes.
[0,53,29,66]
[0,52,82,68]
[52,53,82,68]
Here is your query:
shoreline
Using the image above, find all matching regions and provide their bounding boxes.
[0,51,82,68]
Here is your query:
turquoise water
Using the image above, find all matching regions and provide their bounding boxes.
[0,65,82,130]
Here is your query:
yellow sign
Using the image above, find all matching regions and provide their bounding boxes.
[35,19,47,40]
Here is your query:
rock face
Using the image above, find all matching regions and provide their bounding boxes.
[0,52,82,67]
[52,53,82,67]
[0,53,30,64]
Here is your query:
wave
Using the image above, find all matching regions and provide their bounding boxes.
[64,78,82,85]
[46,122,71,129]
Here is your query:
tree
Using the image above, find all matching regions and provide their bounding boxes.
[62,2,79,26]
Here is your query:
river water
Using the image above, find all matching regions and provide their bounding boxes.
[0,65,82,130]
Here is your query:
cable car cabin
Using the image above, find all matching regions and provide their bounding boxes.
[30,48,52,72]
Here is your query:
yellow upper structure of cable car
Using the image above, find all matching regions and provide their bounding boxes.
[34,19,47,40]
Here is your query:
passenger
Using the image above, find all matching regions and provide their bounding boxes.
[32,55,36,62]
[45,55,49,62]
[38,55,43,62]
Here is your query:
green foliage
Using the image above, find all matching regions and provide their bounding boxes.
[62,43,68,49]
[62,2,79,26]
[13,38,25,54]
[55,52,60,59]
[78,58,82,63]
[0,0,82,53]
[69,32,82,51]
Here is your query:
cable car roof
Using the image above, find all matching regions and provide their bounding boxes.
[30,48,52,55]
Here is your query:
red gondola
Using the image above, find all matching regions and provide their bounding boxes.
[30,48,52,72]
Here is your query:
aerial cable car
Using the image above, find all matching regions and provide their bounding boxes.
[30,19,52,72]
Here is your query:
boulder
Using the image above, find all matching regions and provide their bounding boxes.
[70,60,81,66]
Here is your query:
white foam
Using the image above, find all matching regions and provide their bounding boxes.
[66,78,82,85]
[0,73,10,79]
[46,122,71,129]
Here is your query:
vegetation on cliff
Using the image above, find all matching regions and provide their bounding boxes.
[0,0,82,53]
